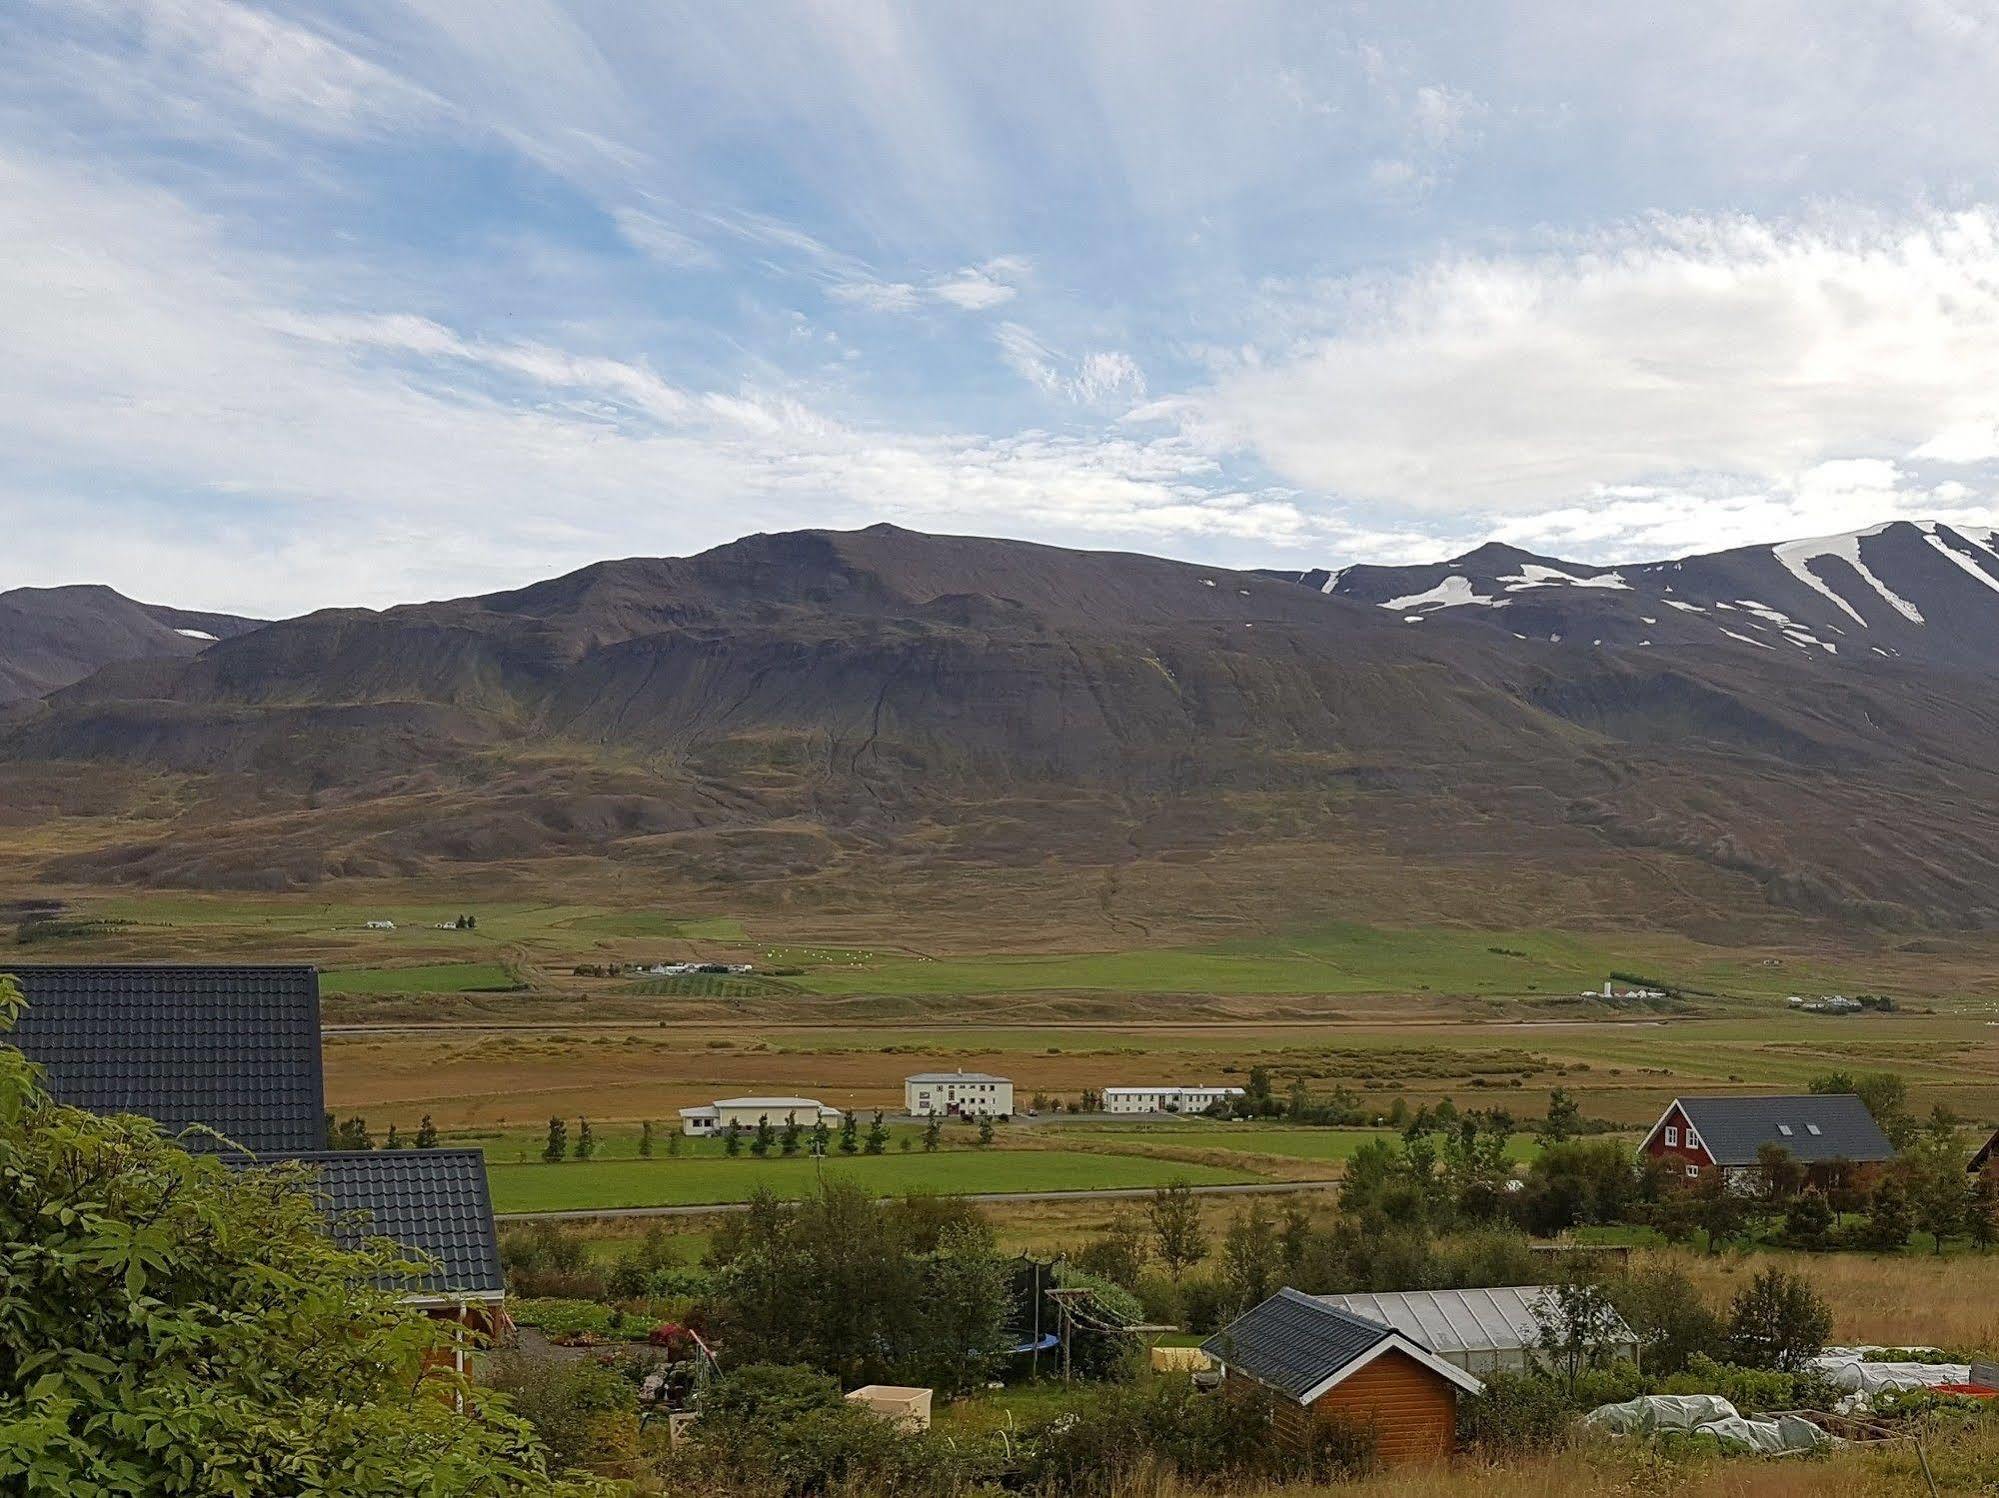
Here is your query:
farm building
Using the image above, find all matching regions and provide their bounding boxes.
[1640,1094,1895,1185]
[1103,1084,1244,1115]
[678,1096,843,1135]
[1314,1287,1640,1376]
[1202,1288,1481,1465]
[4,964,504,1335]
[904,1070,1013,1118]
[1971,1129,1999,1176]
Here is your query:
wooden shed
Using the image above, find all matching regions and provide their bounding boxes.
[1202,1288,1482,1466]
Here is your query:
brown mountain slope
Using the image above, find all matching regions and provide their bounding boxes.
[4,524,1998,934]
[0,584,264,705]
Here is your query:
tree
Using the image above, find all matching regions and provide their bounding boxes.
[1533,1275,1627,1395]
[1279,1200,1314,1279]
[637,1120,653,1159]
[810,1119,830,1157]
[1688,1168,1749,1252]
[1725,1268,1832,1371]
[838,1111,859,1155]
[751,1116,774,1158]
[1865,1175,1912,1251]
[334,1115,373,1151]
[865,1111,889,1155]
[1754,1142,1803,1209]
[724,1122,742,1158]
[1543,1087,1582,1142]
[1783,1186,1835,1248]
[976,1114,995,1147]
[542,1116,567,1163]
[1810,1070,1915,1148]
[384,1123,404,1150]
[0,980,592,1494]
[1905,1120,1970,1254]
[667,1126,683,1157]
[1967,1171,1999,1252]
[1220,1202,1281,1316]
[415,1114,439,1150]
[922,1114,942,1152]
[1608,1265,1723,1376]
[1072,1212,1148,1291]
[1148,1181,1209,1281]
[573,1118,594,1161]
[780,1117,801,1156]
[705,1182,1009,1396]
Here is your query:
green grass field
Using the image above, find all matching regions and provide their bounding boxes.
[321,962,519,995]
[1041,1122,1549,1164]
[486,1149,1264,1213]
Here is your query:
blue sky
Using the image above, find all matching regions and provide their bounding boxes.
[5,1,1999,612]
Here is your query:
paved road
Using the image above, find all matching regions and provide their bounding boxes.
[493,1177,1340,1224]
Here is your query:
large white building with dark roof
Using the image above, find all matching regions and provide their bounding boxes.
[904,1070,1013,1118]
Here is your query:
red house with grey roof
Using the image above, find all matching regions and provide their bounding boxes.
[1640,1094,1895,1187]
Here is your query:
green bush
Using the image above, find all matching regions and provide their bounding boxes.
[511,1298,659,1342]
[1457,1371,1576,1456]
[1656,1354,1834,1413]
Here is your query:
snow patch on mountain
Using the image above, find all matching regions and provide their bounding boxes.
[173,628,218,641]
[1380,575,1507,610]
[1498,563,1630,592]
[1916,522,1999,598]
[1773,525,1925,626]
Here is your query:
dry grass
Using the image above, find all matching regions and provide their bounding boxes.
[1638,1244,1999,1351]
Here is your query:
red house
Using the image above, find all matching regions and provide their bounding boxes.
[1640,1094,1895,1187]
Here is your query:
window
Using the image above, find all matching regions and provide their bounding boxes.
[1777,1124,1794,1137]
[1685,1164,1700,1178]
[1664,1126,1678,1146]
[1806,1124,1822,1136]
[1686,1130,1700,1149]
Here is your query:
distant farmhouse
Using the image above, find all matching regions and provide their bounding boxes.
[904,1070,1013,1118]
[4,964,504,1356]
[1103,1085,1245,1115]
[679,1095,842,1137]
[1640,1093,1895,1186]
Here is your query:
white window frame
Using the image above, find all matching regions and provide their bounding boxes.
[1664,1126,1678,1146]
[1685,1164,1700,1178]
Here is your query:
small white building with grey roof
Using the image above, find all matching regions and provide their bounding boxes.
[679,1096,843,1136]
[904,1070,1013,1118]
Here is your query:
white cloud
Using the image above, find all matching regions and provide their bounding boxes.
[611,207,716,269]
[1190,210,1999,526]
[827,279,924,312]
[0,147,1304,611]
[996,323,1146,406]
[929,256,1029,310]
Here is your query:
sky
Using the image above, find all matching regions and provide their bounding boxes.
[6,2,1999,613]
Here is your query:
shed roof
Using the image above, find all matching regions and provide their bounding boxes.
[5,964,324,1154]
[1658,1094,1895,1165]
[1202,1288,1482,1401]
[1314,1286,1636,1357]
[258,1149,504,1301]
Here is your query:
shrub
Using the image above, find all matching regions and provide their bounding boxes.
[1458,1371,1576,1456]
[487,1352,646,1478]
[1657,1354,1835,1413]
[1725,1268,1832,1372]
[1608,1265,1724,1376]
[1177,1274,1230,1334]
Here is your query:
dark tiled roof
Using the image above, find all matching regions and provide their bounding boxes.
[1676,1094,1895,1166]
[5,964,323,1154]
[262,1149,504,1300]
[1201,1287,1392,1400]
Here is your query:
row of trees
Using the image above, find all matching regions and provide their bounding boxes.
[325,1112,440,1150]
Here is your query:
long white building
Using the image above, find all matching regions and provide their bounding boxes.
[679,1096,843,1136]
[903,1070,1014,1118]
[1103,1085,1245,1115]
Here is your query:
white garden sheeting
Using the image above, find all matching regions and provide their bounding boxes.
[1583,1397,1829,1454]
[1811,1349,1971,1396]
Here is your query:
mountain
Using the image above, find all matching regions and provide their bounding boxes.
[1267,520,1999,673]
[0,584,265,705]
[4,521,1999,937]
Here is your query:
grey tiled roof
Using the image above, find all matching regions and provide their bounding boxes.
[1201,1287,1393,1400]
[4,964,324,1154]
[1676,1094,1895,1166]
[264,1149,504,1299]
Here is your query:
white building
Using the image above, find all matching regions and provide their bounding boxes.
[1103,1085,1246,1115]
[904,1071,1013,1118]
[678,1096,843,1136]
